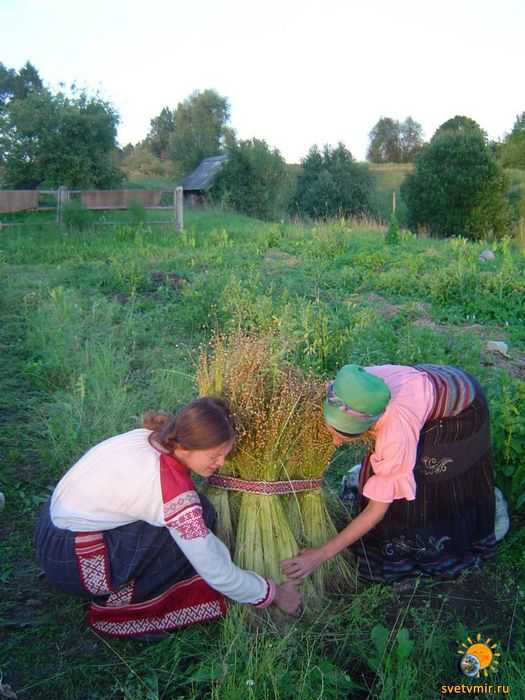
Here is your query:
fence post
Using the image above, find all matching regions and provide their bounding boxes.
[57,185,68,227]
[392,190,396,216]
[175,187,183,231]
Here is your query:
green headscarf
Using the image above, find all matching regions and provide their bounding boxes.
[323,364,391,434]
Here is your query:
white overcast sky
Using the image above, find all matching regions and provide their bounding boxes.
[1,0,523,163]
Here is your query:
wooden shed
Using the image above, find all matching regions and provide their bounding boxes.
[178,155,228,206]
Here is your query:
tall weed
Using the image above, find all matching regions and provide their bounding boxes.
[491,374,525,509]
[367,625,418,699]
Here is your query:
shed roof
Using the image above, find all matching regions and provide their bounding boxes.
[179,155,229,191]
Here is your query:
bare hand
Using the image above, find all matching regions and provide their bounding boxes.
[273,581,302,616]
[281,548,325,581]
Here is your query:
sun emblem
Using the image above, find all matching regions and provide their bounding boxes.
[457,633,501,678]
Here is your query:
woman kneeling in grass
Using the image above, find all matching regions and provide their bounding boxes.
[283,364,499,584]
[35,398,300,638]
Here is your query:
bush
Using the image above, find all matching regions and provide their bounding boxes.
[291,143,375,220]
[210,138,290,220]
[491,374,525,510]
[128,198,146,226]
[120,143,180,181]
[62,198,93,231]
[402,123,512,239]
[385,213,400,244]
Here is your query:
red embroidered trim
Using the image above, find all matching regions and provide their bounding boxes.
[91,601,224,637]
[107,581,135,607]
[171,506,209,540]
[74,532,136,605]
[207,475,323,495]
[253,579,276,608]
[74,533,112,596]
[92,601,224,636]
[164,490,201,524]
[87,574,227,636]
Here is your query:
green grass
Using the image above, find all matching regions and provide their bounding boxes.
[368,163,414,224]
[0,206,179,229]
[1,209,524,698]
[124,175,182,189]
[368,163,414,188]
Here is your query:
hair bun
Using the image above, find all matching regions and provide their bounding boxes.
[142,410,174,432]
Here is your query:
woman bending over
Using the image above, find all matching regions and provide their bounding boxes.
[36,397,300,638]
[283,364,498,584]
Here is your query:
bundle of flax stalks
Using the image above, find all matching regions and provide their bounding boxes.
[197,332,353,597]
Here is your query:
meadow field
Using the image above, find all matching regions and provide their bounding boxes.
[367,163,413,224]
[1,210,524,699]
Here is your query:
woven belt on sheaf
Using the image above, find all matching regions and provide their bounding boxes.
[206,474,323,495]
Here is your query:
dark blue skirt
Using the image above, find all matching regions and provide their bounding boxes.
[34,496,227,636]
[352,376,498,583]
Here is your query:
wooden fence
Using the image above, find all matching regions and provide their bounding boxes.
[0,186,184,231]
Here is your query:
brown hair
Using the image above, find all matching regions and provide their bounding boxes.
[143,397,235,452]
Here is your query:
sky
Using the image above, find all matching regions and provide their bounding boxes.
[1,0,524,163]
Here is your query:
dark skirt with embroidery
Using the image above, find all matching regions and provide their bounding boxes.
[34,496,227,637]
[352,369,497,583]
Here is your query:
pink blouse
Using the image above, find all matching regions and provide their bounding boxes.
[361,365,435,503]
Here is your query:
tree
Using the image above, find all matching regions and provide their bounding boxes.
[367,116,424,163]
[119,142,176,180]
[147,107,175,159]
[399,117,424,162]
[498,112,525,168]
[0,61,42,110]
[211,138,290,220]
[168,89,230,173]
[0,62,43,169]
[433,115,485,139]
[1,86,122,188]
[401,126,512,239]
[292,143,374,220]
[367,117,402,163]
